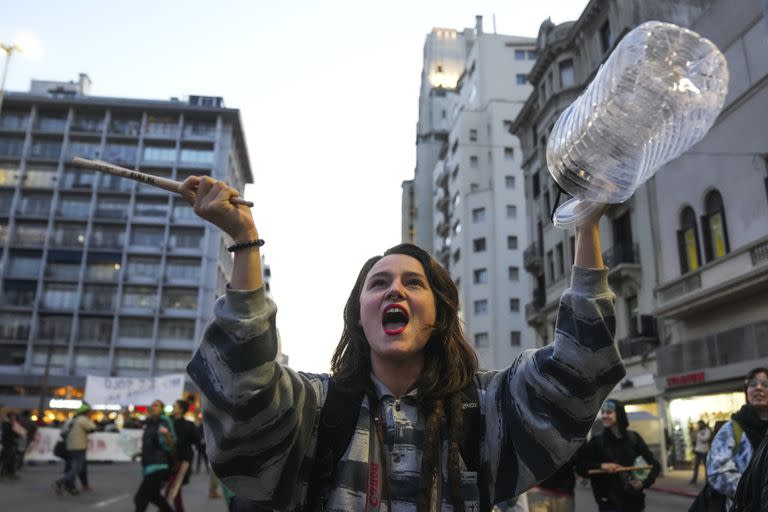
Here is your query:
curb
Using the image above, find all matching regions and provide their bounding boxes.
[648,485,699,498]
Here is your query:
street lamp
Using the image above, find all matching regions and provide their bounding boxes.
[0,42,23,115]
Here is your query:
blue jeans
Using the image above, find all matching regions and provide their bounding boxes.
[59,449,86,489]
[690,451,707,483]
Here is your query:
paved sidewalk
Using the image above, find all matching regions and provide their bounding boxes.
[648,468,704,498]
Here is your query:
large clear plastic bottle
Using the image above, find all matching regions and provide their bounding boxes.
[547,21,729,228]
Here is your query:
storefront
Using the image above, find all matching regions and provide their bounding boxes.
[658,369,748,468]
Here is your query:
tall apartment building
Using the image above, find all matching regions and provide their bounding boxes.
[514,0,767,464]
[0,76,255,409]
[402,20,477,251]
[404,18,537,369]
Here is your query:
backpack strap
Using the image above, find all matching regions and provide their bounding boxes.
[458,377,492,512]
[732,420,743,451]
[305,378,365,511]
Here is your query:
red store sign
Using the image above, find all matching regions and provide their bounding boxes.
[666,371,706,388]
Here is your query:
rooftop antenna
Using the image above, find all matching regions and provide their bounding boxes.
[493,13,497,34]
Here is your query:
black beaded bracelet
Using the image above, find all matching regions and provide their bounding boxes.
[227,239,265,252]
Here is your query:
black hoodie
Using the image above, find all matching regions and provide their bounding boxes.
[576,400,661,512]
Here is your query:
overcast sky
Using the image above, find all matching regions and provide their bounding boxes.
[2,0,589,373]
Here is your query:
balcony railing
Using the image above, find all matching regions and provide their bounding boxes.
[523,242,543,275]
[657,320,768,377]
[602,243,640,267]
[656,235,768,318]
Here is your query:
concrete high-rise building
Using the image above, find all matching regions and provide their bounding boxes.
[0,76,258,409]
[403,22,476,251]
[404,17,537,369]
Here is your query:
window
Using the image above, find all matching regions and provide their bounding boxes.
[104,143,138,164]
[556,242,565,277]
[170,228,203,249]
[510,331,521,346]
[180,148,214,165]
[146,115,178,137]
[118,319,154,339]
[452,249,461,264]
[122,286,158,309]
[559,59,575,88]
[599,20,612,54]
[473,300,488,315]
[505,175,515,189]
[473,268,488,284]
[470,183,479,192]
[127,256,161,279]
[134,199,168,218]
[37,315,72,340]
[514,49,525,60]
[516,74,527,85]
[130,226,165,247]
[90,225,126,249]
[158,319,195,340]
[473,238,486,252]
[527,50,537,60]
[503,147,514,160]
[469,155,479,168]
[41,284,78,310]
[94,198,129,218]
[547,250,555,282]
[78,317,114,344]
[166,258,201,281]
[29,139,63,160]
[677,206,701,274]
[469,129,478,142]
[506,205,517,219]
[143,146,176,162]
[509,298,520,312]
[507,236,518,250]
[701,190,730,262]
[472,207,486,222]
[532,172,540,198]
[18,192,53,217]
[475,332,489,348]
[508,266,519,281]
[80,285,117,311]
[543,189,551,215]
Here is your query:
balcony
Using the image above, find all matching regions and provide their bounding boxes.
[655,235,768,320]
[603,243,641,292]
[523,242,543,275]
[617,315,659,359]
[524,287,546,326]
[656,320,768,379]
[436,219,450,238]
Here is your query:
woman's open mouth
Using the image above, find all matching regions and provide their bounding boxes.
[382,304,409,335]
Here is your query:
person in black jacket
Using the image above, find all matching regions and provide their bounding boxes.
[577,399,661,512]
[165,399,200,512]
[133,400,176,512]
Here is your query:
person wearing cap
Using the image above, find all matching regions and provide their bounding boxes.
[53,402,96,495]
[577,399,660,511]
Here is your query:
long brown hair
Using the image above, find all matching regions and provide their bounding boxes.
[331,243,478,511]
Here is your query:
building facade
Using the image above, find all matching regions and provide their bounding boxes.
[402,21,477,251]
[0,76,256,410]
[513,0,767,465]
[404,18,538,369]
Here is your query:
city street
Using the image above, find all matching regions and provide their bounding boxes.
[3,460,695,511]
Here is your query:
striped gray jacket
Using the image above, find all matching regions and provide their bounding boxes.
[187,266,625,511]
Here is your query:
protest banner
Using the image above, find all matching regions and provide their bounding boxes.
[84,373,186,406]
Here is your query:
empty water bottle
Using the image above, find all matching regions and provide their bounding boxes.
[547,21,729,228]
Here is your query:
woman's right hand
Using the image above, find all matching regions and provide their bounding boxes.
[179,176,257,242]
[601,462,623,473]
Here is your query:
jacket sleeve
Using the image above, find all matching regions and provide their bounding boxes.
[575,437,604,477]
[634,432,661,488]
[477,267,625,501]
[707,421,742,498]
[186,286,326,509]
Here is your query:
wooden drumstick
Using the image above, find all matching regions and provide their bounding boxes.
[71,157,254,207]
[587,465,652,475]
